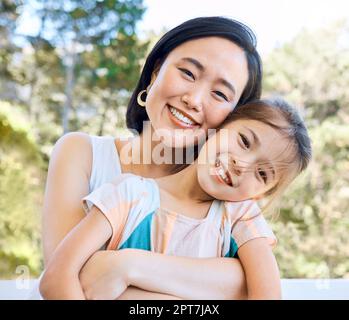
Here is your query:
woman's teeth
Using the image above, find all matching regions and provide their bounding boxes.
[169,106,195,125]
[215,159,232,186]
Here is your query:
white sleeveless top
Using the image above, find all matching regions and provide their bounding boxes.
[89,135,122,192]
[29,134,122,300]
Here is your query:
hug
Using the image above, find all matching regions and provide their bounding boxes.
[39,16,311,300]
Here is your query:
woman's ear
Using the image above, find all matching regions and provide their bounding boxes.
[150,62,161,86]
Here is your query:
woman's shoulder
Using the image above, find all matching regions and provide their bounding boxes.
[51,132,92,170]
[54,131,92,152]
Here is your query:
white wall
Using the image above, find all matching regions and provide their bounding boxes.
[0,279,348,300]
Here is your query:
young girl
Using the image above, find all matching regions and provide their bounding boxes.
[39,99,312,300]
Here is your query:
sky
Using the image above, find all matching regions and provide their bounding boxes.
[15,0,349,58]
[139,0,349,56]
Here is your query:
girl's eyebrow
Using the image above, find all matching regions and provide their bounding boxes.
[180,57,236,96]
[244,126,260,147]
[244,126,276,181]
[266,164,276,182]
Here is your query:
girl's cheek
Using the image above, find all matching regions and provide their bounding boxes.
[238,181,257,199]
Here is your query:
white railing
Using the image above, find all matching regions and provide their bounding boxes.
[0,279,348,300]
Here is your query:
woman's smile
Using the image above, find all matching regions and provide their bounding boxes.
[144,37,249,148]
[166,104,200,129]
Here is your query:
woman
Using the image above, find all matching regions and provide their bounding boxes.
[41,16,262,299]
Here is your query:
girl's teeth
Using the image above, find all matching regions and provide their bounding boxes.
[170,107,195,125]
[216,158,232,186]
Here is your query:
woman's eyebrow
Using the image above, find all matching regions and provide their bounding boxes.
[181,57,204,71]
[180,57,236,95]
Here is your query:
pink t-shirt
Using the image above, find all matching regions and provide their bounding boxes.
[83,173,276,258]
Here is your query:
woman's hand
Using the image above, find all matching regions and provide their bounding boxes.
[79,250,130,300]
[79,249,183,300]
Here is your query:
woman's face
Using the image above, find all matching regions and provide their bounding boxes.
[197,119,293,202]
[145,37,249,148]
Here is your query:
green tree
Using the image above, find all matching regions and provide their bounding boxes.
[24,0,146,133]
[0,0,22,98]
[0,101,45,278]
[263,20,349,278]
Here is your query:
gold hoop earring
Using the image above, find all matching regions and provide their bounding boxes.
[137,89,147,107]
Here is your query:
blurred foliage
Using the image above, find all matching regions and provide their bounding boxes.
[0,0,348,280]
[0,101,44,278]
[263,19,349,278]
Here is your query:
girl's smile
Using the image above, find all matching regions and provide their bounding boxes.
[214,157,233,186]
[197,119,295,202]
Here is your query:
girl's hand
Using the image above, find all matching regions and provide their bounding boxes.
[79,250,130,300]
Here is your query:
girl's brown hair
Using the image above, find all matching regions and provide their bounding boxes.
[221,98,312,216]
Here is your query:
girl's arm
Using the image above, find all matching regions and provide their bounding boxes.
[80,249,247,300]
[39,207,114,300]
[237,238,281,299]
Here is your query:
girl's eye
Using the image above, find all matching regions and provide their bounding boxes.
[178,68,195,80]
[258,168,267,184]
[239,133,250,149]
[213,91,228,101]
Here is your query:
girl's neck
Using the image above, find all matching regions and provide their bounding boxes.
[117,122,212,202]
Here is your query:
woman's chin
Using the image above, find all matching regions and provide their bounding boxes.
[158,132,199,150]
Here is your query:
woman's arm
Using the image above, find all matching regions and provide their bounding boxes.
[80,249,247,300]
[43,133,247,299]
[40,207,114,299]
[117,239,279,300]
[42,132,92,265]
[78,251,181,300]
[117,287,182,300]
[124,249,247,300]
[237,238,281,299]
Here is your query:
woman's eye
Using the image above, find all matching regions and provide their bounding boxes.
[239,133,250,149]
[178,68,195,80]
[258,168,267,183]
[213,91,228,101]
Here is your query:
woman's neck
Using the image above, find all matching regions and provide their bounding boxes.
[117,122,178,178]
[156,160,214,204]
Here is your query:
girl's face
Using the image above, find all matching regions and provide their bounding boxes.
[145,37,249,148]
[197,119,293,202]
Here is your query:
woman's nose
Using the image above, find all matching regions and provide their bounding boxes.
[181,89,205,112]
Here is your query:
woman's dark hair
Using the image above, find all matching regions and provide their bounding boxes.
[126,16,263,133]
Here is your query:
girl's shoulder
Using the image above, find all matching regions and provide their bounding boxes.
[90,173,159,212]
[223,199,261,222]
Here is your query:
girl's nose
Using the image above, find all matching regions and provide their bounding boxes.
[230,158,245,176]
